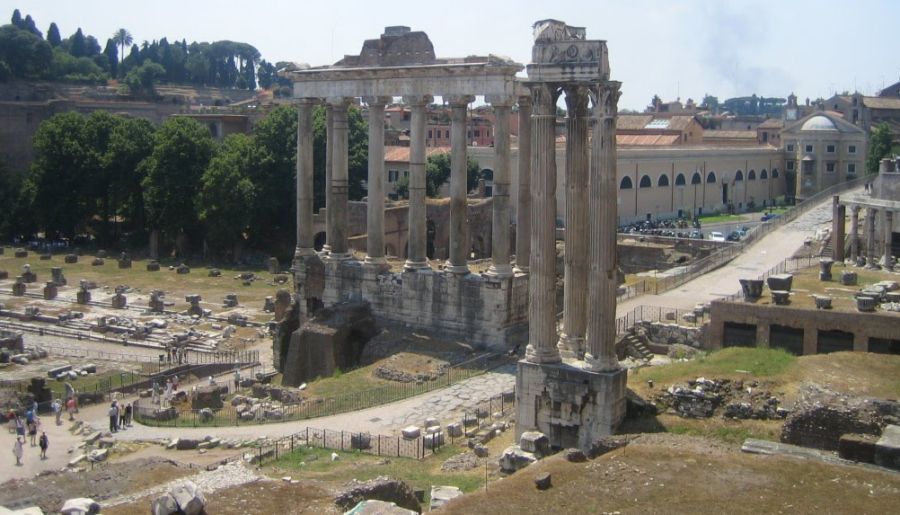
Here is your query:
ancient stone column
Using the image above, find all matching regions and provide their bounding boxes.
[849,205,860,262]
[323,103,334,255]
[486,96,514,278]
[446,95,475,274]
[404,95,432,270]
[515,96,533,273]
[364,96,392,267]
[524,83,561,365]
[294,99,317,259]
[884,210,894,270]
[866,208,877,268]
[327,98,351,259]
[585,82,622,373]
[558,86,590,358]
[832,196,845,262]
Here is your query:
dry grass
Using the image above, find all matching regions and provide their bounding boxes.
[442,435,900,514]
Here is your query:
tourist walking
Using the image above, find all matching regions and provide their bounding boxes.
[13,436,24,466]
[14,415,25,439]
[66,397,76,421]
[52,399,62,426]
[152,380,160,405]
[165,378,173,405]
[233,368,241,392]
[124,403,132,427]
[108,402,119,433]
[39,432,48,459]
[27,420,37,447]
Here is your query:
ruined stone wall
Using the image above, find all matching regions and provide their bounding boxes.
[707,299,899,353]
[635,320,704,348]
[293,257,528,351]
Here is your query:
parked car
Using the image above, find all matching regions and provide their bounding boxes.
[689,231,704,240]
[709,231,726,242]
[726,231,742,242]
[760,213,780,222]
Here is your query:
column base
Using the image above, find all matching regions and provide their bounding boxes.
[444,262,470,275]
[293,247,316,259]
[513,265,529,275]
[524,344,561,364]
[364,256,387,265]
[485,263,514,279]
[582,352,620,373]
[557,333,585,359]
[404,259,429,271]
[325,252,352,262]
[363,257,390,273]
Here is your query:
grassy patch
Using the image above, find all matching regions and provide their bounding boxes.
[697,213,747,223]
[661,416,782,445]
[269,445,486,504]
[633,347,797,386]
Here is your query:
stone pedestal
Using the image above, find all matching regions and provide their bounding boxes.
[149,291,165,313]
[813,295,832,309]
[771,290,791,305]
[76,290,91,304]
[12,281,26,296]
[819,258,834,281]
[111,294,127,309]
[51,267,66,286]
[856,296,877,312]
[146,260,160,271]
[739,279,764,300]
[43,282,57,300]
[64,254,78,264]
[767,274,793,291]
[118,258,132,269]
[516,359,626,452]
[841,271,858,286]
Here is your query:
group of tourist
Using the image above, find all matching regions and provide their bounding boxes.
[151,374,180,406]
[8,403,49,466]
[107,400,133,433]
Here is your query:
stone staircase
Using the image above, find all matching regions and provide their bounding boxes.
[615,333,654,362]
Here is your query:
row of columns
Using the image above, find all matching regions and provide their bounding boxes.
[293,95,526,278]
[524,81,621,372]
[835,196,895,270]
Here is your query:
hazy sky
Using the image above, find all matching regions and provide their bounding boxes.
[6,0,900,110]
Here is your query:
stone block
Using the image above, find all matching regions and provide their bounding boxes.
[65,254,78,264]
[208,268,221,277]
[97,250,107,258]
[473,444,489,458]
[111,294,127,309]
[819,258,834,281]
[51,267,67,286]
[498,445,536,473]
[43,282,58,300]
[813,295,832,310]
[40,253,52,260]
[771,290,790,305]
[840,271,858,286]
[424,431,444,449]
[856,295,877,312]
[838,433,877,463]
[875,424,900,470]
[534,472,552,490]
[401,426,421,439]
[91,258,104,266]
[176,264,191,274]
[147,260,160,271]
[424,417,440,429]
[446,422,463,437]
[176,438,201,450]
[429,486,462,511]
[118,258,132,269]
[169,481,207,515]
[519,431,550,457]
[14,248,27,258]
[767,274,793,292]
[12,282,26,296]
[739,279,764,300]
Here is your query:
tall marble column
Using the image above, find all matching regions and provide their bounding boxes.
[585,82,622,373]
[364,97,392,267]
[327,98,351,259]
[524,83,561,365]
[486,96,514,278]
[832,196,845,262]
[866,208,877,268]
[404,95,432,270]
[849,205,860,263]
[446,95,475,274]
[323,104,334,255]
[558,86,590,358]
[884,210,894,270]
[294,99,317,259]
[515,96,532,273]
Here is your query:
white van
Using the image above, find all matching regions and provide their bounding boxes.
[709,231,726,242]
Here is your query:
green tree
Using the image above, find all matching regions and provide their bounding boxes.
[82,111,123,244]
[0,157,24,239]
[68,28,86,57]
[102,38,117,77]
[248,105,296,249]
[22,112,91,239]
[424,152,482,197]
[0,24,52,78]
[122,60,165,95]
[142,117,215,252]
[105,117,155,240]
[111,28,132,69]
[46,22,61,47]
[197,134,257,255]
[866,122,893,175]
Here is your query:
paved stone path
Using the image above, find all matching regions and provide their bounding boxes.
[617,189,850,316]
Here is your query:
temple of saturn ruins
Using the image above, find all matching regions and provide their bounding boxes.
[284,20,626,449]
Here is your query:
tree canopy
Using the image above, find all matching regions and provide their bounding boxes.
[866,122,893,175]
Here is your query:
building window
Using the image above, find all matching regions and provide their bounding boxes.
[772,169,779,178]
[675,173,686,186]
[691,172,702,185]
[760,169,768,179]
[786,161,795,171]
[658,174,670,187]
[404,171,409,178]
[428,130,432,138]
[826,162,835,173]
[762,132,769,143]
[619,177,633,190]
[826,144,835,153]
[388,170,399,182]
[786,143,795,152]
[805,144,813,153]
[748,170,756,180]
[735,170,744,182]
[849,145,857,154]
[474,130,480,137]
[639,175,652,188]
[848,163,856,174]
[706,172,716,184]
